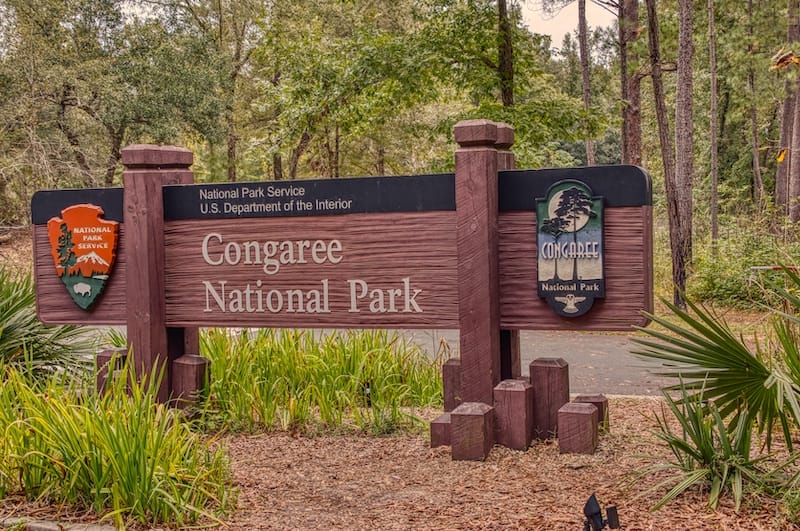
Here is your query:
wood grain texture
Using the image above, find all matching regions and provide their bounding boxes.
[163,212,459,328]
[34,225,127,324]
[499,206,653,330]
[124,169,177,401]
[575,394,609,430]
[530,358,570,440]
[557,402,598,454]
[450,402,494,461]
[430,412,452,448]
[496,123,521,380]
[443,358,463,412]
[493,379,534,450]
[34,195,652,332]
[455,121,501,405]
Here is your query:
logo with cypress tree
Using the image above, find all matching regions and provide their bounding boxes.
[536,180,605,317]
[47,204,119,310]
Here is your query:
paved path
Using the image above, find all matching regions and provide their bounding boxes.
[404,329,673,396]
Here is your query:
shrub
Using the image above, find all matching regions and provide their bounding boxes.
[0,358,233,528]
[636,386,777,512]
[199,328,443,434]
[688,227,800,308]
[0,266,94,375]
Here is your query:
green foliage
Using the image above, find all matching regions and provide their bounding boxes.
[634,297,800,449]
[636,386,775,511]
[0,266,93,375]
[688,225,800,308]
[631,268,800,509]
[0,358,233,527]
[199,328,443,434]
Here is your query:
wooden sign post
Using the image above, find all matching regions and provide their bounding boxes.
[31,120,652,458]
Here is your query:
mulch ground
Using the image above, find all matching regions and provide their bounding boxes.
[218,397,790,531]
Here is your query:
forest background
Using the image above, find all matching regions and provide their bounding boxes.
[2,0,800,308]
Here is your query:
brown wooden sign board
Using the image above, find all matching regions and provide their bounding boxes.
[32,168,651,331]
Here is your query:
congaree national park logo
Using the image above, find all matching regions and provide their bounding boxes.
[47,204,119,310]
[536,180,605,318]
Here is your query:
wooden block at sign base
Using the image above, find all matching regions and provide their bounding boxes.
[530,357,570,439]
[442,358,463,412]
[575,394,609,432]
[171,355,209,409]
[430,412,452,448]
[96,348,127,394]
[493,379,534,450]
[558,402,598,454]
[451,402,494,461]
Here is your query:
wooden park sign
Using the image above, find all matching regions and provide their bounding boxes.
[31,120,652,457]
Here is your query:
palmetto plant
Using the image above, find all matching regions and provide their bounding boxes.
[633,297,800,449]
[636,385,775,511]
[632,270,800,510]
[0,266,93,375]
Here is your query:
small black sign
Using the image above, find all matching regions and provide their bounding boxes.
[536,180,605,318]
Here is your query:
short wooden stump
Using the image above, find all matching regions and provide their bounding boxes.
[451,402,494,461]
[430,412,451,448]
[493,379,534,450]
[575,394,609,432]
[530,357,570,439]
[171,354,210,409]
[96,348,127,394]
[558,402,598,454]
[442,358,463,412]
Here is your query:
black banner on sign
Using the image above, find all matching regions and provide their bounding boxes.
[499,165,652,211]
[31,188,124,225]
[163,173,456,220]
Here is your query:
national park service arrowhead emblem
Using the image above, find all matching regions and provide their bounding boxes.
[536,180,605,317]
[47,204,119,310]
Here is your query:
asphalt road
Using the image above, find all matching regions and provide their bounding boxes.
[404,329,673,397]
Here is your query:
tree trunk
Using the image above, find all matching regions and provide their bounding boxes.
[273,153,284,181]
[709,0,719,241]
[778,0,800,216]
[748,0,764,206]
[620,0,642,166]
[289,131,311,180]
[103,128,124,187]
[226,109,237,182]
[673,0,694,307]
[498,0,514,107]
[647,0,687,308]
[776,88,795,214]
[579,0,595,165]
[375,143,386,176]
[789,78,800,222]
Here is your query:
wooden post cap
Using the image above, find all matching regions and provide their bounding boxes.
[121,145,193,168]
[494,123,514,150]
[454,119,498,147]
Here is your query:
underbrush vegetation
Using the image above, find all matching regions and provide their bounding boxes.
[633,270,800,520]
[687,223,800,308]
[198,328,444,434]
[0,266,94,374]
[0,360,233,528]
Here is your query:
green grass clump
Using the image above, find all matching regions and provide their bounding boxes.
[0,266,94,375]
[0,359,233,528]
[199,328,443,434]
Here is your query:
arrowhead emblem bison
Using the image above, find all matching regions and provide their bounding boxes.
[47,204,119,310]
